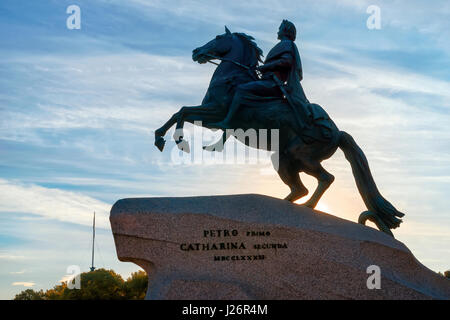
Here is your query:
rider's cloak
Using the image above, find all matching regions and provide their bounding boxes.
[264,39,309,107]
[263,40,333,140]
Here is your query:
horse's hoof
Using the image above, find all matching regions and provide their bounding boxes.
[284,189,308,203]
[155,129,164,137]
[304,201,316,209]
[154,136,166,152]
[176,139,190,153]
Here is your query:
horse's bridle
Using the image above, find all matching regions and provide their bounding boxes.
[205,53,260,81]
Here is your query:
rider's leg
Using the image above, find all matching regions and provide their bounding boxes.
[211,86,246,129]
[212,80,280,130]
[220,89,245,124]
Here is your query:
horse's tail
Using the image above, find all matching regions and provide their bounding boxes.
[338,131,404,236]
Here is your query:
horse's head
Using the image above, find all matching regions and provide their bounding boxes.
[192,26,234,64]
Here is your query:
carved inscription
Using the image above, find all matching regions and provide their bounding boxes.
[179,229,288,261]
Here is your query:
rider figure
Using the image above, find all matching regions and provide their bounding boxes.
[212,19,310,130]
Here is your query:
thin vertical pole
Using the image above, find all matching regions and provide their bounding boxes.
[90,211,96,272]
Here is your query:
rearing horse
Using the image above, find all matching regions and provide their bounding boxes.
[154,27,405,237]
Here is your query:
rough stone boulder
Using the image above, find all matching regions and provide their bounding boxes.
[110,194,450,300]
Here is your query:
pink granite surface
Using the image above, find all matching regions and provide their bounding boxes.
[110,194,450,300]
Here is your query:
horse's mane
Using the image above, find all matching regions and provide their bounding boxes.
[234,32,263,67]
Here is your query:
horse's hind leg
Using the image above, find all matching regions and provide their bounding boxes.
[272,153,308,202]
[302,160,335,209]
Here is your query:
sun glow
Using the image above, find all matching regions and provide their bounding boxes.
[314,202,332,214]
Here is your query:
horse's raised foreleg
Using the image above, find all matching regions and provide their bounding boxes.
[154,103,219,152]
[173,103,222,153]
[175,103,223,129]
[155,112,179,151]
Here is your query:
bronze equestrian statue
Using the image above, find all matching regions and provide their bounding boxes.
[211,20,310,131]
[154,20,405,237]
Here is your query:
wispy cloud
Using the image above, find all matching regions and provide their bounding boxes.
[12,282,35,287]
[0,53,211,144]
[0,254,26,261]
[9,270,26,275]
[0,179,111,229]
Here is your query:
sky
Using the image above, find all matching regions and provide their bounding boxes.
[0,0,449,299]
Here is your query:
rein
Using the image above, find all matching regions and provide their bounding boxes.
[205,54,259,81]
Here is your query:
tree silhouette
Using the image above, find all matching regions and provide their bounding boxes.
[123,270,148,300]
[13,289,46,300]
[14,269,148,300]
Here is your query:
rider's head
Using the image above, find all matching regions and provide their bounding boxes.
[277,19,296,41]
